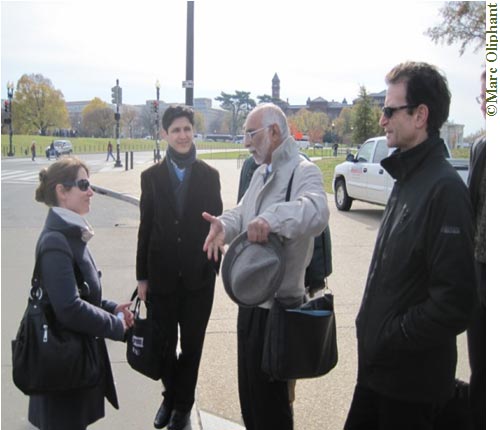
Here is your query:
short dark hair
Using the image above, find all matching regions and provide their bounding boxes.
[162,105,194,133]
[386,61,451,136]
[35,157,89,207]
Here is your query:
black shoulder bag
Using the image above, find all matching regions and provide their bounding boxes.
[261,167,338,380]
[11,255,102,395]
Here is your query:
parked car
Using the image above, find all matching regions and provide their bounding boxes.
[45,140,73,159]
[332,136,468,211]
[313,143,324,149]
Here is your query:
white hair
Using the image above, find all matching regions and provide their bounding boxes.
[251,103,290,140]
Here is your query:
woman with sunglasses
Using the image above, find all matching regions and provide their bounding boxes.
[28,157,134,430]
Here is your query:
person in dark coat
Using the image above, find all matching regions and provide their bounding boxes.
[29,157,133,430]
[344,62,476,430]
[466,69,486,430]
[136,105,223,430]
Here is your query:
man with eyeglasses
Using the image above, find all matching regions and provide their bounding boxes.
[466,69,486,430]
[202,103,329,430]
[344,62,476,430]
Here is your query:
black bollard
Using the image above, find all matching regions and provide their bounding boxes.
[125,151,129,171]
[131,151,134,170]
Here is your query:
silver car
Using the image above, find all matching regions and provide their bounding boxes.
[46,140,73,159]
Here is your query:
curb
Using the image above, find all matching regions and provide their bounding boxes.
[91,185,139,206]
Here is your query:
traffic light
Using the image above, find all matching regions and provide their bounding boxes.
[111,86,122,105]
[111,86,118,104]
[150,100,159,113]
[4,100,9,112]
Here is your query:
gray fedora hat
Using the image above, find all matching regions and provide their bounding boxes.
[221,231,285,307]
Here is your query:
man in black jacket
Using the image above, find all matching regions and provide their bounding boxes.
[136,105,223,430]
[344,62,476,430]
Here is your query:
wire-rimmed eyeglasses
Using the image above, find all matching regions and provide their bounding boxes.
[245,125,271,141]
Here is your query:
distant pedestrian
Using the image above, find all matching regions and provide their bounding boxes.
[31,141,36,161]
[333,143,339,157]
[106,141,115,161]
[48,141,55,160]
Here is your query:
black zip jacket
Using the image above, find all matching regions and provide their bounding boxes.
[356,135,476,403]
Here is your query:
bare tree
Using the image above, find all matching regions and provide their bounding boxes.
[425,1,485,56]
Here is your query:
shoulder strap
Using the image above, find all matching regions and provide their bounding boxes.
[285,168,297,202]
[32,248,87,297]
[321,230,328,287]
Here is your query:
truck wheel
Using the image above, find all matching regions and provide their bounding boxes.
[335,179,353,211]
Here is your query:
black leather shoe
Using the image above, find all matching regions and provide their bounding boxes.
[167,409,190,430]
[154,402,172,429]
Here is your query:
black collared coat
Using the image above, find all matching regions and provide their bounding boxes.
[136,158,223,294]
[355,136,476,403]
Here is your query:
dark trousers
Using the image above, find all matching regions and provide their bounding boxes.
[149,283,214,413]
[237,306,293,430]
[344,384,441,430]
[467,262,486,430]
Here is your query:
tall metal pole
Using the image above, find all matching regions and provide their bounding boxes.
[155,80,161,162]
[6,82,14,157]
[114,79,123,167]
[185,1,194,106]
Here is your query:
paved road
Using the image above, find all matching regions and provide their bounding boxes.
[1,155,472,429]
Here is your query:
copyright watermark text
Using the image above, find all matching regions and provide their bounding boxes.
[486,3,498,116]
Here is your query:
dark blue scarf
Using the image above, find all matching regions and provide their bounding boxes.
[166,144,196,217]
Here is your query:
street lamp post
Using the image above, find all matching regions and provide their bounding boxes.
[6,82,15,157]
[155,80,161,162]
[111,79,123,168]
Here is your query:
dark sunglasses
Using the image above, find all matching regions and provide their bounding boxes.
[63,179,91,191]
[382,105,417,119]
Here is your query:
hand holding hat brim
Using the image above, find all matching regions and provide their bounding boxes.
[222,231,285,307]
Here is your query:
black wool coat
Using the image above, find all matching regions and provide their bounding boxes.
[28,208,125,430]
[136,158,223,294]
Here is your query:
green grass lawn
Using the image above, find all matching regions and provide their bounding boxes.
[0,134,243,158]
[2,134,467,195]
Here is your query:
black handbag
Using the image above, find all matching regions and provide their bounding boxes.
[261,292,338,380]
[126,289,166,380]
[11,256,102,395]
[261,169,338,380]
[434,379,473,430]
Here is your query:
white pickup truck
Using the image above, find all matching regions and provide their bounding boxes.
[333,136,469,211]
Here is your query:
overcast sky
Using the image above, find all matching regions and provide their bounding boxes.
[1,0,486,135]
